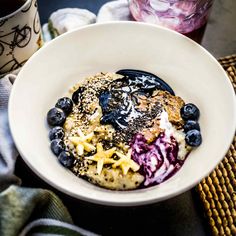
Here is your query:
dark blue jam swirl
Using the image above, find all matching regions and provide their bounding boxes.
[116,69,175,96]
[98,69,174,142]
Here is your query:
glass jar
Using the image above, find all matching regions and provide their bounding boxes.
[129,0,214,41]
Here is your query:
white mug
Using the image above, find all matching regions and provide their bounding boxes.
[0,0,42,74]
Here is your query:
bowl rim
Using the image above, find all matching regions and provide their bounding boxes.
[9,21,236,206]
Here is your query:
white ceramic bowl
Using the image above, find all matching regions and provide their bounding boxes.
[9,22,236,206]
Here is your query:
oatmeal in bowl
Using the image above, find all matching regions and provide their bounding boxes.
[47,70,202,190]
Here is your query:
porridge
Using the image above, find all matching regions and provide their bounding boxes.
[47,70,202,190]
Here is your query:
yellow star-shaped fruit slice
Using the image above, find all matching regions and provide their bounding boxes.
[112,149,140,175]
[86,143,116,175]
[69,128,96,156]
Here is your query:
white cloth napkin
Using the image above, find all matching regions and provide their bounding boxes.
[97,0,133,22]
[43,0,131,42]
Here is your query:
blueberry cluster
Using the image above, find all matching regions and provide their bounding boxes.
[47,97,75,167]
[180,103,202,147]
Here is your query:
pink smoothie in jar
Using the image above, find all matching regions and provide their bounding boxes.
[129,0,214,42]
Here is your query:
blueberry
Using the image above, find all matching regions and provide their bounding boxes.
[100,112,116,125]
[72,87,84,105]
[185,130,202,147]
[47,108,66,126]
[99,91,112,113]
[50,139,65,156]
[184,120,200,133]
[49,126,65,141]
[58,151,75,168]
[180,103,200,121]
[55,97,73,115]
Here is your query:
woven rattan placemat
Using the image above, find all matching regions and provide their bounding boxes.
[197,54,236,236]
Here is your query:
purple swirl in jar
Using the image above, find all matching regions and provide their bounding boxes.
[129,0,214,34]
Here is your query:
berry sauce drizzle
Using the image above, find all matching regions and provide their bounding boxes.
[131,132,183,187]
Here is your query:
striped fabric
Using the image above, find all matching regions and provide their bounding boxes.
[19,219,99,236]
[0,186,99,236]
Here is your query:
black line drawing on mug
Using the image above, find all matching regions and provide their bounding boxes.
[33,11,40,34]
[33,0,40,34]
[21,0,33,13]
[34,0,38,8]
[0,55,27,72]
[0,25,32,55]
[0,19,8,27]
